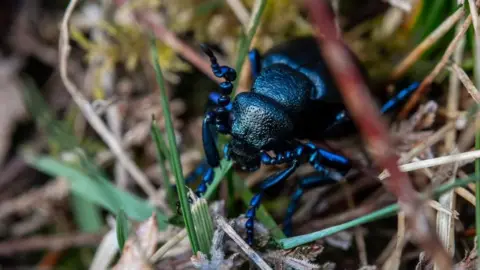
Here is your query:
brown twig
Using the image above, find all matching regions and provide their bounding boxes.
[141,14,220,84]
[305,1,451,268]
[0,232,104,255]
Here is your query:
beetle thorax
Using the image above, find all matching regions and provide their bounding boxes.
[230,92,294,152]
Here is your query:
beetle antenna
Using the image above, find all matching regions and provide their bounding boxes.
[200,43,236,134]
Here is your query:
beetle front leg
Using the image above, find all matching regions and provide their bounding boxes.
[245,161,299,245]
[202,111,221,168]
[192,45,237,197]
[195,111,221,197]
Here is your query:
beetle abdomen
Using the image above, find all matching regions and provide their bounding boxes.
[231,92,293,150]
[252,64,313,118]
[261,37,342,103]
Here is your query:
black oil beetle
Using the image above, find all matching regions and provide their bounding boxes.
[189,36,418,245]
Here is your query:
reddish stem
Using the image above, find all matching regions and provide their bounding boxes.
[305,0,450,267]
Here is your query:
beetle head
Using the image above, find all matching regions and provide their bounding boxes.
[226,139,261,171]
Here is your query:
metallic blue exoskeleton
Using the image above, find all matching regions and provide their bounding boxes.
[192,37,419,245]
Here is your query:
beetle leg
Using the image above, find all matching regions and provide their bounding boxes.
[304,142,351,172]
[202,111,221,168]
[379,81,420,114]
[325,82,420,132]
[278,143,349,235]
[245,161,299,245]
[195,166,215,196]
[282,151,345,235]
[259,142,301,165]
[248,49,262,80]
[283,171,344,236]
[184,161,209,185]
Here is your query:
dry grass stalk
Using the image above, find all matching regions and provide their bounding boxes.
[455,187,476,205]
[216,216,272,270]
[390,7,465,80]
[428,200,459,218]
[0,232,104,255]
[226,0,250,29]
[399,149,480,171]
[468,0,480,87]
[399,121,458,164]
[89,228,118,270]
[0,178,69,220]
[59,0,157,198]
[434,16,467,268]
[382,213,406,270]
[380,149,480,181]
[398,13,472,118]
[385,0,413,12]
[450,63,480,103]
[150,229,188,263]
[445,17,467,151]
[434,161,459,270]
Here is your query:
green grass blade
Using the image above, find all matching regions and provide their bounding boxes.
[204,159,233,200]
[116,209,129,250]
[279,174,479,249]
[194,0,223,16]
[25,154,168,229]
[71,194,103,233]
[191,195,214,256]
[150,117,176,210]
[232,0,267,94]
[22,77,106,232]
[226,168,236,215]
[279,204,399,249]
[167,159,232,227]
[149,36,200,253]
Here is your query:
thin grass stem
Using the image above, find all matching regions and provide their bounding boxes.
[149,37,200,253]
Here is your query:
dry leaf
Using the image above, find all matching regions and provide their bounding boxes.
[112,213,158,270]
